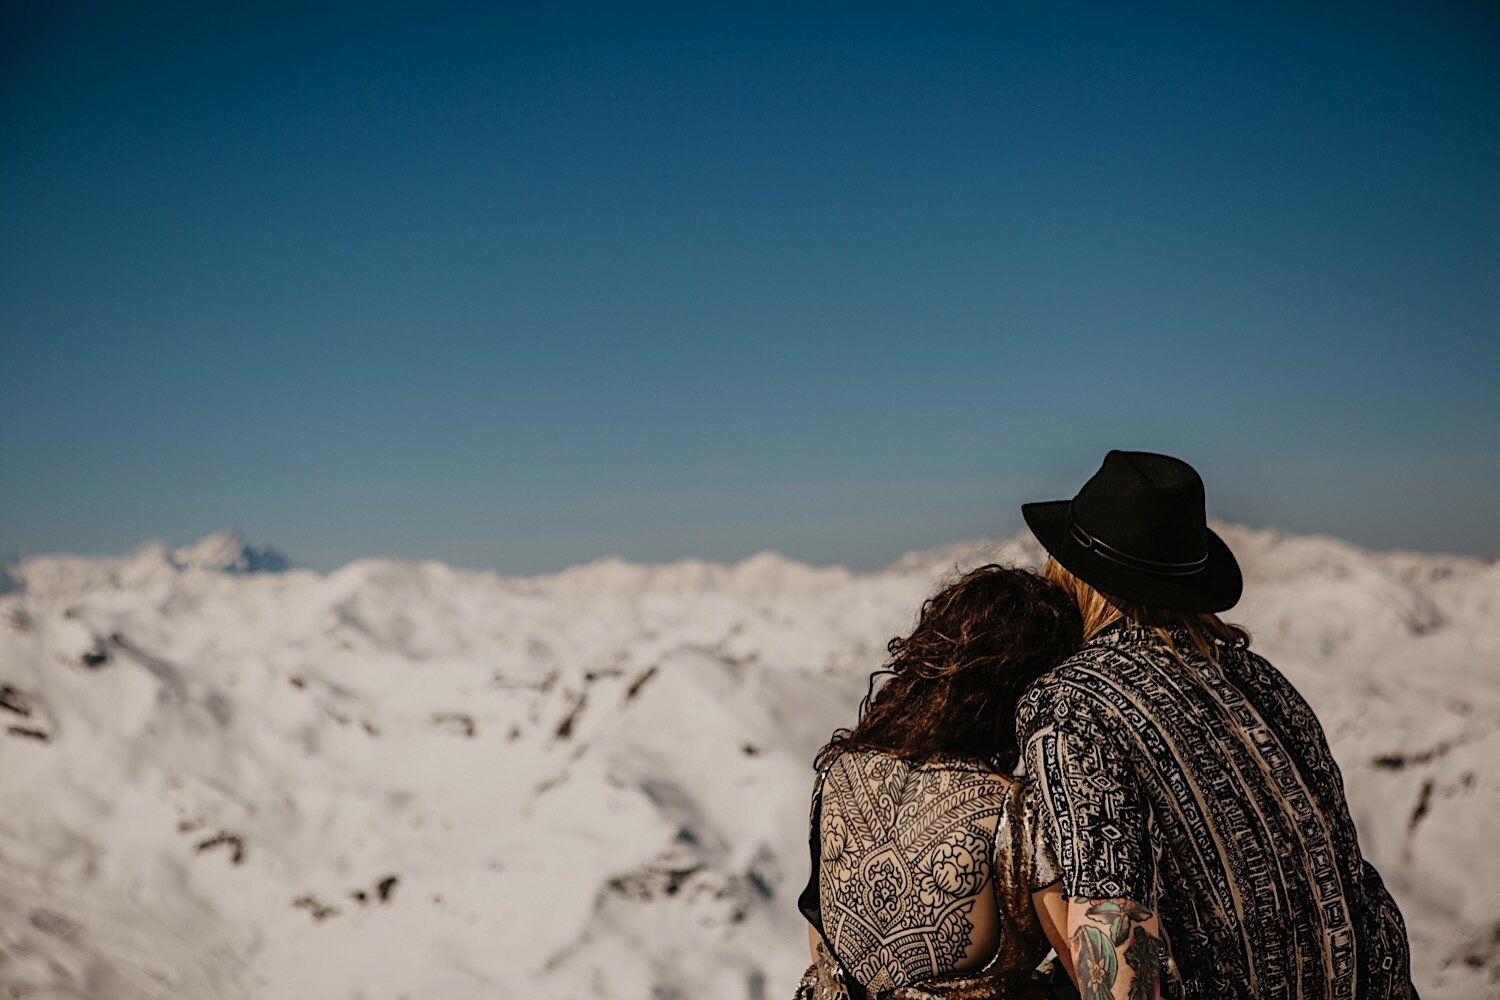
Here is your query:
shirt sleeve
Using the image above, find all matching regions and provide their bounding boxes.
[1020,682,1155,904]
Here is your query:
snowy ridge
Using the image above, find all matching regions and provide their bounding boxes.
[0,526,1495,998]
[519,549,856,599]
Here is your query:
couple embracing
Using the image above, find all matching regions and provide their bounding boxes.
[794,451,1417,1000]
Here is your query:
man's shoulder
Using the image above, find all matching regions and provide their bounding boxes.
[1233,645,1293,683]
[1016,647,1120,736]
[1020,640,1124,696]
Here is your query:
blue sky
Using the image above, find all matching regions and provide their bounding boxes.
[3,2,1497,573]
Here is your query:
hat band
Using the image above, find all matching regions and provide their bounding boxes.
[1068,509,1209,577]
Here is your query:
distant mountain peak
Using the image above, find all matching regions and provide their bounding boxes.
[170,529,291,574]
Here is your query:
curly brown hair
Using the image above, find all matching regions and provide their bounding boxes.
[813,564,1083,775]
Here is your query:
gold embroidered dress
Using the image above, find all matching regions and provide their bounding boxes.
[794,748,1065,1000]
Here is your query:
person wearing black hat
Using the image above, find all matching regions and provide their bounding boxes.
[1015,451,1417,1000]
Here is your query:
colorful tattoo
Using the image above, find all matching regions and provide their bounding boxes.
[1068,897,1161,1000]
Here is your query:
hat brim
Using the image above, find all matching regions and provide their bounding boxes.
[1022,500,1243,613]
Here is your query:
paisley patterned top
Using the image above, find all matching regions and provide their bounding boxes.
[1016,622,1418,999]
[795,748,1064,1000]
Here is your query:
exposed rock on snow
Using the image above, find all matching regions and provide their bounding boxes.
[0,526,1495,998]
[4,529,292,597]
[170,529,293,575]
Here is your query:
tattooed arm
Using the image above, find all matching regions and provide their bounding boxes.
[1062,895,1164,1000]
[1019,677,1161,999]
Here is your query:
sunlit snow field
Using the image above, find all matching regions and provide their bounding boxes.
[1,524,1496,998]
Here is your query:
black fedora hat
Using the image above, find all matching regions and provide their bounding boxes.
[1022,450,1242,613]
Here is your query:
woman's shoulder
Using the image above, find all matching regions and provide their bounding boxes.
[822,744,1018,777]
[816,747,1020,813]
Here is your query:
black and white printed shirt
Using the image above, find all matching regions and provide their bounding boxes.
[1016,621,1417,1000]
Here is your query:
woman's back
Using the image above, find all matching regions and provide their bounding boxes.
[793,564,1084,999]
[798,747,1058,998]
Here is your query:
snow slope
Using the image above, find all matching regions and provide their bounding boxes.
[0,526,1495,999]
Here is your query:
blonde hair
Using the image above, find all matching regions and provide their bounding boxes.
[1043,557,1250,666]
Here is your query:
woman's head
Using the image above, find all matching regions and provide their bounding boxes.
[813,564,1082,774]
[1042,556,1251,662]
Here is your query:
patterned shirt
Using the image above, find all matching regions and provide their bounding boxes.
[1016,622,1417,1000]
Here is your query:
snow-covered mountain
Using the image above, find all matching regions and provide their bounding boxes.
[0,524,1495,999]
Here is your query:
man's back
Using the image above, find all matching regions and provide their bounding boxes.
[1017,621,1417,999]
